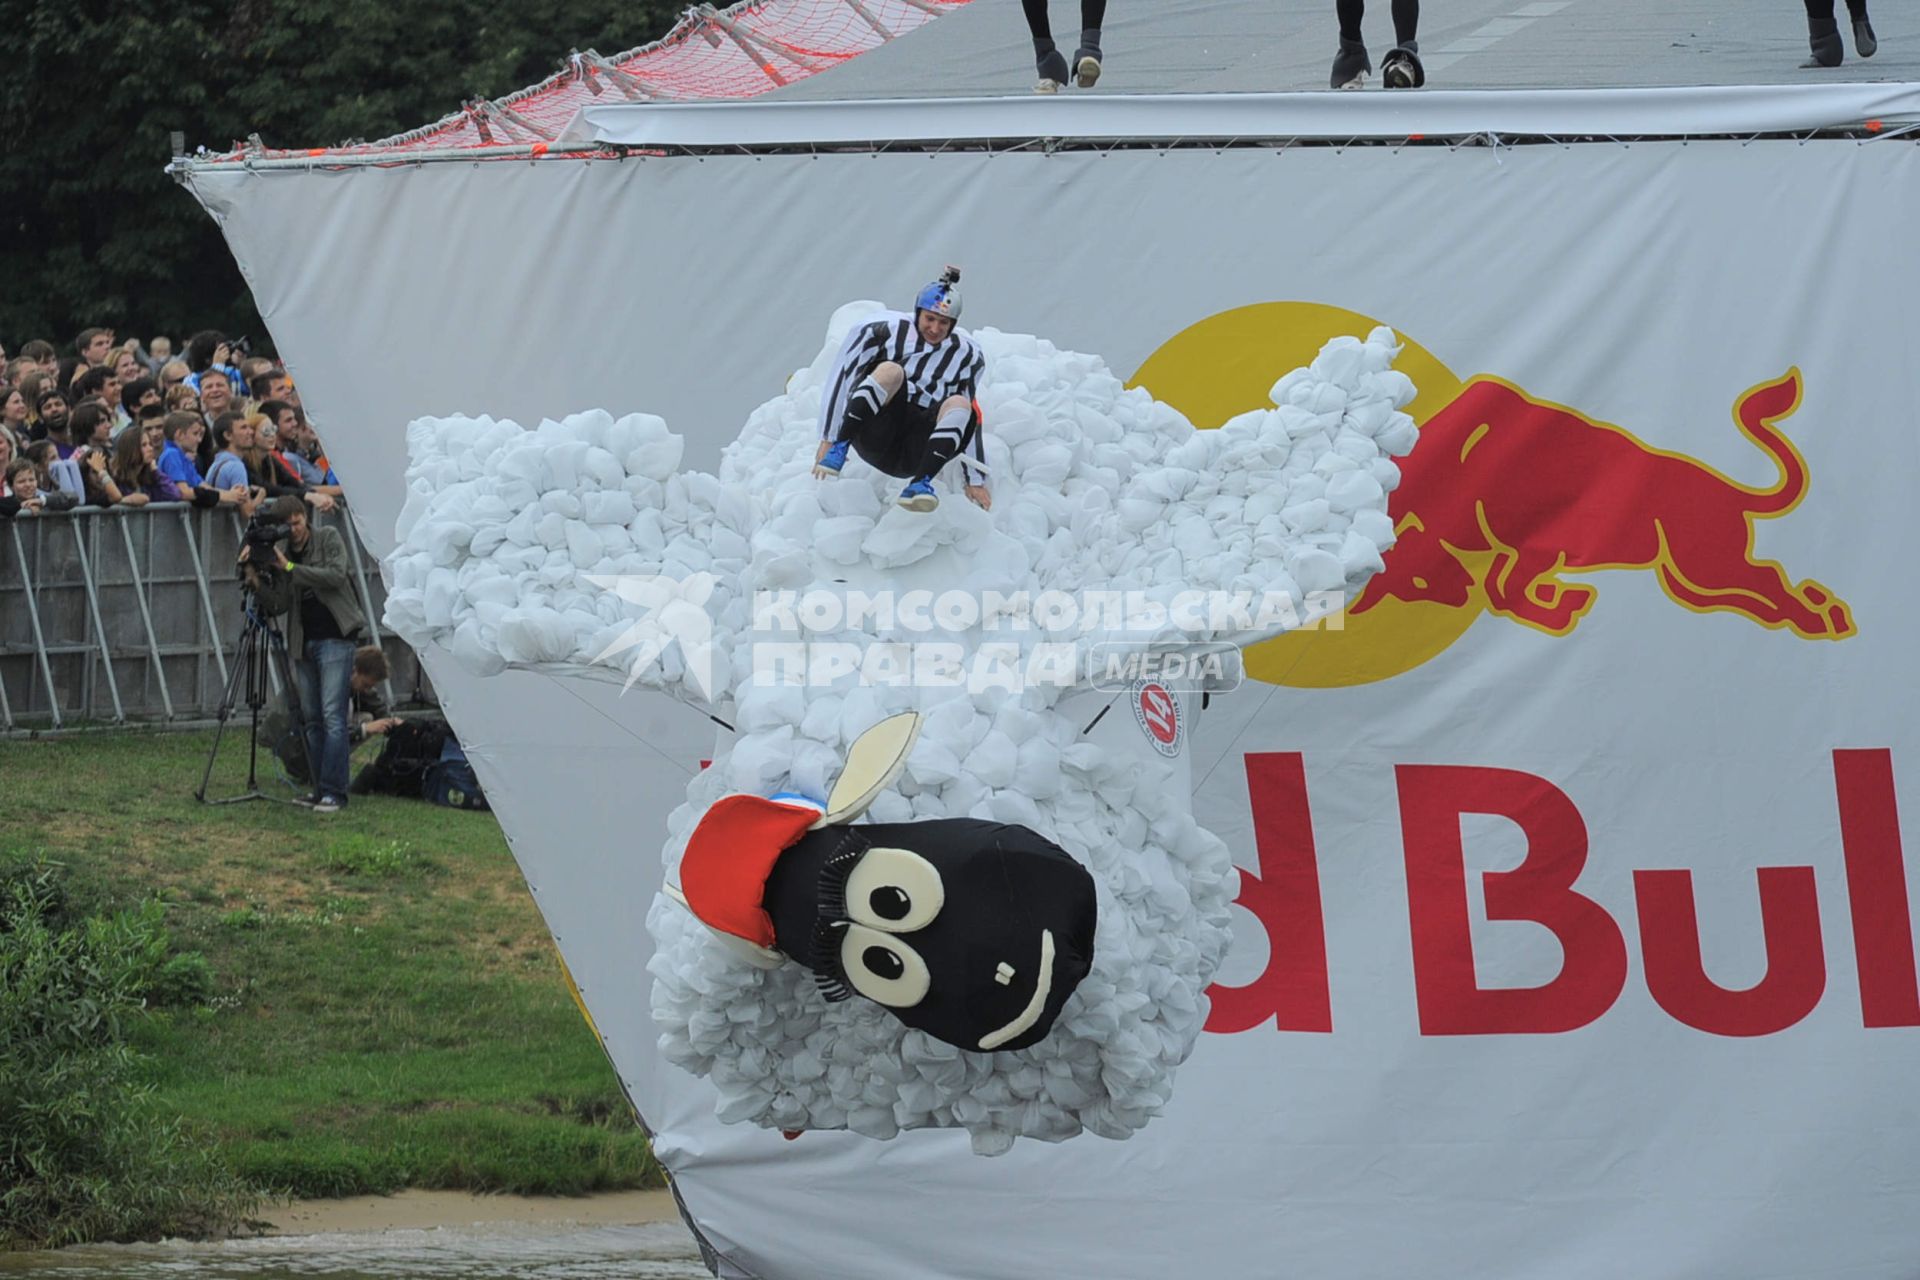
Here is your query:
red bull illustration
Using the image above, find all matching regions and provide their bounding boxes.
[1354,370,1854,639]
[1131,302,1856,687]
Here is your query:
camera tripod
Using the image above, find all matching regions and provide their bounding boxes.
[196,586,314,806]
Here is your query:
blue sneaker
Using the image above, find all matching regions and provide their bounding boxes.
[898,477,939,513]
[814,440,851,477]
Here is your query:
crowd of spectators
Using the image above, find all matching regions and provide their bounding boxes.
[3,326,405,816]
[0,327,342,521]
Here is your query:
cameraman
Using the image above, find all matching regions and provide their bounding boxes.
[240,497,367,814]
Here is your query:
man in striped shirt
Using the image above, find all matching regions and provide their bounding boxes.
[814,267,992,513]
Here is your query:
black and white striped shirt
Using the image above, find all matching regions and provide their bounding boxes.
[818,312,988,484]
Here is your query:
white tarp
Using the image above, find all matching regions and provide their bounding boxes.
[182,106,1920,1280]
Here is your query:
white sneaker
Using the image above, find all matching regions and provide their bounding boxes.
[1075,54,1102,88]
[1035,77,1064,94]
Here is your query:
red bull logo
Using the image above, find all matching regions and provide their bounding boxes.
[1355,370,1853,638]
[1131,302,1855,686]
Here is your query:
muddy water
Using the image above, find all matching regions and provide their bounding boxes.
[0,1221,711,1280]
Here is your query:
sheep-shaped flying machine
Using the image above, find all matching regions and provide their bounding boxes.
[385,303,1420,1155]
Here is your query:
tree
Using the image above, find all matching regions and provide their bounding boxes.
[0,0,682,354]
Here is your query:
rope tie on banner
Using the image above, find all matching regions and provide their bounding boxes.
[565,49,655,103]
[464,100,496,146]
[463,97,557,145]
[490,100,557,141]
[581,49,657,101]
[568,50,599,96]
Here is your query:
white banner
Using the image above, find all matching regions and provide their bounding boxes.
[561,84,1920,145]
[184,129,1920,1279]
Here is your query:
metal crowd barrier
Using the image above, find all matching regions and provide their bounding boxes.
[0,503,425,733]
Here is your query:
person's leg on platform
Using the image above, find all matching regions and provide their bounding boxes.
[1391,0,1418,46]
[1024,0,1072,92]
[1332,0,1372,88]
[1802,0,1845,66]
[1845,0,1876,57]
[1336,0,1363,44]
[1382,0,1425,86]
[1074,0,1107,87]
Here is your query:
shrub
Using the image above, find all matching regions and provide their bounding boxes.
[0,855,79,929]
[0,862,257,1248]
[148,951,217,1008]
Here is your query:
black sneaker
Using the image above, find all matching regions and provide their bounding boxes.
[291,792,320,808]
[1382,44,1425,88]
[312,795,343,815]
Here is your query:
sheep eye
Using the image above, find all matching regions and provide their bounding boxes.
[844,847,944,934]
[838,925,930,1008]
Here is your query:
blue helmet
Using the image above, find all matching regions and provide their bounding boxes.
[914,266,963,323]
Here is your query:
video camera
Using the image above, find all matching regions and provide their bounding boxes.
[244,512,290,551]
[240,511,290,577]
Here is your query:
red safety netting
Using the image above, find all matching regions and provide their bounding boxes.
[207,0,970,162]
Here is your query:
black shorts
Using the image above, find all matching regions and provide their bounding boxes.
[849,396,981,479]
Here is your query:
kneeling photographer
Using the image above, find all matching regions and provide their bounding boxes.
[239,497,367,814]
[262,644,488,812]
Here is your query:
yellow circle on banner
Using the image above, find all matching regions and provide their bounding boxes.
[1128,301,1475,688]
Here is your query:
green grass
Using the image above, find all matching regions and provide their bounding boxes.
[0,729,660,1202]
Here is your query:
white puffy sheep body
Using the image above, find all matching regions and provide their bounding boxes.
[384,303,1419,1155]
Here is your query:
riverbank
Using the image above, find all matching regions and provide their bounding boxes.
[0,729,659,1244]
[258,1189,682,1235]
[0,1192,708,1280]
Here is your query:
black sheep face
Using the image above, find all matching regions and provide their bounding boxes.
[764,818,1097,1054]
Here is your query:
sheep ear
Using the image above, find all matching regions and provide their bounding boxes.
[815,712,921,829]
